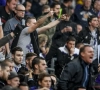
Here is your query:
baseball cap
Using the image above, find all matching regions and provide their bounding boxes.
[8,72,19,80]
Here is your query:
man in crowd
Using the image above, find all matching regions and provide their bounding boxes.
[28,57,47,88]
[7,72,20,88]
[0,0,17,27]
[55,37,79,78]
[11,47,24,73]
[30,73,52,90]
[74,0,94,28]
[0,62,10,88]
[58,45,96,90]
[78,15,100,73]
[4,4,25,35]
[2,59,14,72]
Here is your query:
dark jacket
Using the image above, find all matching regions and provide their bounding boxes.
[73,6,94,27]
[0,79,7,89]
[77,27,100,44]
[55,46,79,78]
[58,57,95,90]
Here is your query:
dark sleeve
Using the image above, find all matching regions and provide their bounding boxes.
[58,62,77,90]
[77,30,84,44]
[0,34,13,47]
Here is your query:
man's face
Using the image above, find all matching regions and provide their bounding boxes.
[6,62,14,72]
[43,8,50,14]
[83,0,92,8]
[19,86,29,90]
[8,77,20,88]
[26,56,37,68]
[81,47,94,64]
[27,19,36,27]
[66,41,75,50]
[53,5,61,16]
[13,51,23,65]
[38,60,47,73]
[7,0,17,11]
[26,2,32,11]
[40,0,47,5]
[3,66,10,80]
[94,1,100,12]
[39,77,51,89]
[15,6,25,18]
[89,17,99,28]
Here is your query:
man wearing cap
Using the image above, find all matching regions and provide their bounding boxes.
[7,72,20,88]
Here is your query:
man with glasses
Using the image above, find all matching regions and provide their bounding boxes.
[4,4,25,35]
[3,4,25,56]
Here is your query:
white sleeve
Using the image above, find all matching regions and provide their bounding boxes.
[0,18,2,26]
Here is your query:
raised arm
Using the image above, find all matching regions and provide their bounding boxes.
[27,11,54,34]
[37,14,66,34]
[37,19,60,34]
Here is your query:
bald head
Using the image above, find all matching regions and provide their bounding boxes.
[16,4,25,10]
[15,4,25,18]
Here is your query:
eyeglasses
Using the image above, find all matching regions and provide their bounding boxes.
[16,9,25,12]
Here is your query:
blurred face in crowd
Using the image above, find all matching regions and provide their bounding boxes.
[25,1,32,11]
[19,85,29,90]
[39,77,51,89]
[43,8,50,14]
[12,51,23,65]
[89,17,99,28]
[38,60,47,73]
[64,14,71,21]
[66,41,75,50]
[83,0,92,9]
[27,19,36,27]
[53,4,61,16]
[26,56,37,68]
[81,46,94,64]
[40,0,47,5]
[7,77,20,88]
[2,66,10,80]
[7,0,17,11]
[6,62,14,72]
[15,5,25,18]
[94,1,100,12]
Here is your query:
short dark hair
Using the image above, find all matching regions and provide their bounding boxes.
[66,36,76,43]
[11,47,23,55]
[42,5,50,11]
[62,7,72,15]
[25,16,36,26]
[25,53,37,60]
[63,0,73,3]
[38,73,51,82]
[32,57,45,70]
[6,0,17,3]
[23,0,32,7]
[50,2,60,8]
[3,58,14,65]
[19,82,29,89]
[88,15,97,25]
[0,62,9,70]
[79,45,93,56]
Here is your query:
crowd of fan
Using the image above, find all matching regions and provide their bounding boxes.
[0,0,100,90]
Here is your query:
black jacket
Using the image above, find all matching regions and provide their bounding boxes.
[55,46,79,78]
[0,79,7,89]
[58,57,95,90]
[77,27,100,44]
